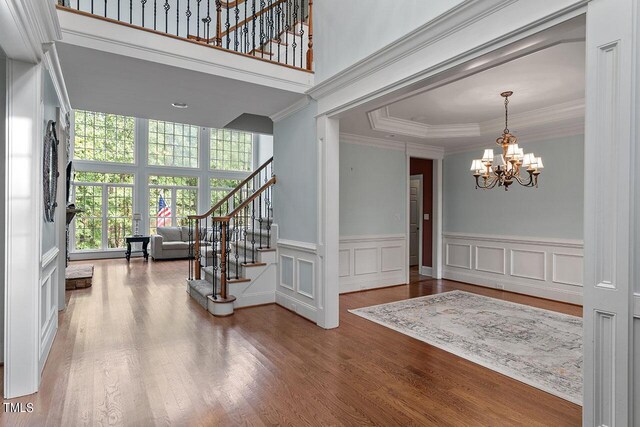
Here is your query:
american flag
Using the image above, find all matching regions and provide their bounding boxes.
[157,194,171,227]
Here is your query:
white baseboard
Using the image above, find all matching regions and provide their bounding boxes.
[276,290,317,322]
[235,291,276,308]
[420,266,433,277]
[444,269,582,305]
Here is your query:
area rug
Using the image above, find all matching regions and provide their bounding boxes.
[349,290,582,405]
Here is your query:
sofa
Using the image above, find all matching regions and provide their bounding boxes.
[150,226,218,261]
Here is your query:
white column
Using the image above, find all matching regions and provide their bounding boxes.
[316,115,339,329]
[4,59,43,398]
[583,0,637,425]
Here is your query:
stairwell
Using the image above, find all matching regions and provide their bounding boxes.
[186,157,277,316]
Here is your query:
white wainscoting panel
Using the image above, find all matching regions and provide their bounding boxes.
[39,248,59,374]
[276,239,319,322]
[443,233,583,304]
[339,235,407,294]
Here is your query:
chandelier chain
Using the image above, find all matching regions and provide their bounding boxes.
[504,95,509,134]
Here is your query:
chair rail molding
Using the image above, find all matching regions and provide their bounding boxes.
[442,233,584,305]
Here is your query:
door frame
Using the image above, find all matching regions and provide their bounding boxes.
[406,155,442,283]
[409,174,423,270]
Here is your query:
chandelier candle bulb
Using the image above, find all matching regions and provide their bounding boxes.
[482,149,494,163]
[470,91,543,191]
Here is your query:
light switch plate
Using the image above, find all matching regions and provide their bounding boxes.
[424,214,430,221]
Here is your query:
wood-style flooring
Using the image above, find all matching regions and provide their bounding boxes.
[1,261,582,426]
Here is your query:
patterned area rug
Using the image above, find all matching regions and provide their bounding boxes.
[349,290,583,405]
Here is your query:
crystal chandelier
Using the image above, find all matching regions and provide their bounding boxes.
[470,91,543,191]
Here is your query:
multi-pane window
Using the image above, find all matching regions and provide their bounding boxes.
[74,110,135,163]
[72,172,134,250]
[210,178,241,207]
[148,175,198,234]
[210,128,253,171]
[148,120,199,168]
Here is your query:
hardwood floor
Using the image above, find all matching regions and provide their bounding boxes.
[1,261,582,426]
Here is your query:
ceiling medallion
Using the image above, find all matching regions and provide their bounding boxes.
[470,91,543,191]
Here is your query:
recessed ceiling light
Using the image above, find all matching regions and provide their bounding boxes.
[172,102,188,109]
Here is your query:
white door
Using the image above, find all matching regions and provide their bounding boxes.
[409,177,421,267]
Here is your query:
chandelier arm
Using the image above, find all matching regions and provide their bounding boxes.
[513,172,533,187]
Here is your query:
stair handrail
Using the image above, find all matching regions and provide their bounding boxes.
[188,156,273,220]
[188,157,276,307]
[210,176,277,221]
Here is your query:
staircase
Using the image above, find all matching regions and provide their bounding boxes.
[187,157,277,316]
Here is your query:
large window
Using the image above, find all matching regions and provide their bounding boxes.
[74,110,135,163]
[148,175,198,234]
[148,120,199,168]
[210,128,253,171]
[72,172,134,250]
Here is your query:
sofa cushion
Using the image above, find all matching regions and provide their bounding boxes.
[181,226,190,242]
[157,226,183,242]
[162,241,190,250]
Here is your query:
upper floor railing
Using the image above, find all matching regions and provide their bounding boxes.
[57,0,313,71]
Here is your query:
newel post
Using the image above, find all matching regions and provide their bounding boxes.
[306,0,313,70]
[215,0,223,46]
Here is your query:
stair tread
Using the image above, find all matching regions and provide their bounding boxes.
[188,279,213,297]
[202,266,251,283]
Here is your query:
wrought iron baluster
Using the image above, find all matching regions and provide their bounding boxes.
[234,2,240,51]
[196,0,201,39]
[117,0,121,20]
[77,0,80,11]
[251,198,256,263]
[186,0,191,38]
[275,2,282,62]
[243,1,249,53]
[153,0,157,30]
[267,0,273,49]
[164,0,170,33]
[284,0,289,64]
[204,0,211,42]
[176,0,180,36]
[212,220,218,297]
[91,0,94,14]
[251,0,256,54]
[225,222,231,281]
[291,0,298,66]
[259,0,265,57]
[103,0,107,18]
[300,0,304,68]
[266,185,272,247]
[141,0,146,30]
[258,192,263,249]
[243,198,248,263]
[234,219,240,279]
[225,0,230,49]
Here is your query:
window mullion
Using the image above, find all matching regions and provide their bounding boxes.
[102,183,108,250]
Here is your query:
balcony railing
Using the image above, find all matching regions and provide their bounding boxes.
[57,0,313,71]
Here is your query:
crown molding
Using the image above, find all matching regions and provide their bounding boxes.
[368,107,481,138]
[270,96,311,122]
[0,0,61,63]
[307,0,520,101]
[368,98,585,142]
[340,132,445,160]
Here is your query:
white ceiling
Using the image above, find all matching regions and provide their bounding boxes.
[57,43,305,130]
[339,17,586,151]
[387,42,585,125]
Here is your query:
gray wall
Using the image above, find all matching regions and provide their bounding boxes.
[0,51,6,363]
[272,101,318,244]
[443,134,585,240]
[314,0,464,82]
[340,142,406,236]
[41,69,60,256]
